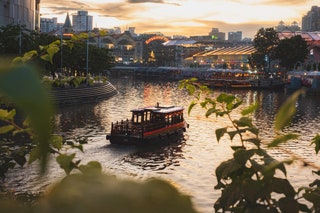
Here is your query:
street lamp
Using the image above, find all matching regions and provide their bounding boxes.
[60,27,63,73]
[86,32,89,85]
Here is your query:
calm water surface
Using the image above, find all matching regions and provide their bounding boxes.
[6,78,320,213]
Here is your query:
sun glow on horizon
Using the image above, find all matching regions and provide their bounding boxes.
[40,0,319,38]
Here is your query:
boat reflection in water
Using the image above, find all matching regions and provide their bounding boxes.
[106,103,189,145]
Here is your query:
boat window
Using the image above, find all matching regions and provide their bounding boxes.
[132,112,144,124]
[144,111,151,122]
[165,114,172,126]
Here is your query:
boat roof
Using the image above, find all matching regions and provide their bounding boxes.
[131,105,184,114]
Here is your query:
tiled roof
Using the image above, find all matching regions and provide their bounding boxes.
[162,40,197,46]
[197,46,255,57]
[278,31,320,41]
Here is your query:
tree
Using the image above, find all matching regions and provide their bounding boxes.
[51,36,114,77]
[273,35,309,71]
[89,45,114,74]
[250,28,279,72]
[0,25,34,55]
[0,25,113,78]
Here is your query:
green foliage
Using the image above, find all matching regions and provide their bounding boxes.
[250,28,280,71]
[1,25,113,79]
[41,76,106,89]
[12,50,38,64]
[0,173,196,213]
[0,173,198,213]
[180,78,320,212]
[274,35,309,71]
[274,89,305,131]
[56,153,77,175]
[0,64,53,173]
[40,40,60,64]
[250,28,309,72]
[0,65,100,178]
[0,25,33,55]
[311,134,320,154]
[253,28,279,56]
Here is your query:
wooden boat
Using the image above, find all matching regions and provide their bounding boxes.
[202,69,287,89]
[106,103,188,145]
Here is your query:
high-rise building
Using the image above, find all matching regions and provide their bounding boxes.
[72,10,93,32]
[302,6,320,31]
[209,28,225,41]
[0,0,40,30]
[228,31,242,42]
[40,17,58,33]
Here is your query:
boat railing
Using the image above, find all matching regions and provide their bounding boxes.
[111,117,183,137]
[111,119,143,137]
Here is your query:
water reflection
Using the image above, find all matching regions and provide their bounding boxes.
[5,78,320,213]
[122,138,187,172]
[55,104,106,139]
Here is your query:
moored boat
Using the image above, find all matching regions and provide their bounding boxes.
[106,103,188,145]
[202,69,287,89]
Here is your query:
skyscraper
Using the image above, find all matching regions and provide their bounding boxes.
[72,11,93,32]
[0,0,40,30]
[40,17,58,33]
[302,6,320,31]
[228,31,242,42]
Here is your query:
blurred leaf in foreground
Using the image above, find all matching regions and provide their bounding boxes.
[0,64,53,173]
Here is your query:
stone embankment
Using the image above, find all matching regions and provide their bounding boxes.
[49,82,118,106]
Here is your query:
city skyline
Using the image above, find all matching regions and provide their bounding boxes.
[40,0,319,38]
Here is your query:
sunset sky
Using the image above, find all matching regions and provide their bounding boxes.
[40,0,319,38]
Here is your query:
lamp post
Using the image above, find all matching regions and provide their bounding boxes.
[60,27,63,73]
[86,33,89,85]
[19,26,22,55]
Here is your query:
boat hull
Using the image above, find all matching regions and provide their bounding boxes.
[106,128,186,145]
[106,104,188,145]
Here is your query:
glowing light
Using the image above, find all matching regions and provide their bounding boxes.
[145,36,169,45]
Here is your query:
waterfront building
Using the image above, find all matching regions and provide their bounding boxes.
[278,31,320,67]
[302,6,320,32]
[162,39,199,66]
[185,46,255,69]
[127,27,138,37]
[0,0,40,31]
[72,10,93,32]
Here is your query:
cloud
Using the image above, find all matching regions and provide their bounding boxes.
[126,0,180,6]
[127,0,165,3]
[263,0,310,5]
[230,0,310,5]
[97,3,140,20]
[40,0,314,38]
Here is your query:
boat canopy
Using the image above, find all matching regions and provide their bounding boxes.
[131,105,184,114]
[130,104,184,124]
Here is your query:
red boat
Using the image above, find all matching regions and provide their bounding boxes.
[106,103,188,145]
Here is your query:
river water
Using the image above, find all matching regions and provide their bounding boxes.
[5,78,320,212]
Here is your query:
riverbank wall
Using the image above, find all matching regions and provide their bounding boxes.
[49,82,118,106]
